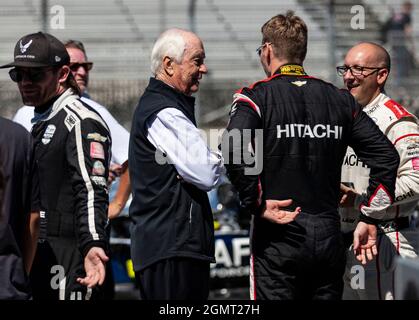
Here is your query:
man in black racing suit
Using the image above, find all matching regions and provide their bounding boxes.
[1,32,111,300]
[223,12,400,300]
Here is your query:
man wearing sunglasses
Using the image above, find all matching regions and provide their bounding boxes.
[13,40,131,222]
[338,42,419,300]
[1,32,111,300]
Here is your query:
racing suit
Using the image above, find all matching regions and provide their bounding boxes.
[29,88,111,300]
[341,93,419,300]
[224,64,400,300]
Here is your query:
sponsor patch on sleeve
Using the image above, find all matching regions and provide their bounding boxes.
[90,175,107,187]
[90,142,105,160]
[87,132,108,143]
[406,139,419,158]
[92,160,106,176]
[384,99,412,119]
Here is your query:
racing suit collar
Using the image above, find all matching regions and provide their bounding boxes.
[34,94,59,115]
[364,92,389,111]
[39,88,79,123]
[274,64,306,76]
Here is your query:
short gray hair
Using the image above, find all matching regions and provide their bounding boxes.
[150,28,188,75]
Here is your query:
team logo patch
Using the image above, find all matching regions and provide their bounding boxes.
[42,124,56,145]
[87,132,107,143]
[384,100,411,119]
[291,80,307,87]
[92,161,106,176]
[64,114,77,131]
[20,39,32,53]
[90,142,105,160]
[412,158,419,170]
[91,176,107,187]
[369,185,392,208]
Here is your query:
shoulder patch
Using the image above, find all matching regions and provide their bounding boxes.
[67,99,110,132]
[64,113,78,131]
[384,99,412,119]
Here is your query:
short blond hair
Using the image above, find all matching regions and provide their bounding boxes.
[261,11,308,64]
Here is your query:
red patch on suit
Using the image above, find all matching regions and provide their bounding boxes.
[90,142,105,160]
[384,100,412,119]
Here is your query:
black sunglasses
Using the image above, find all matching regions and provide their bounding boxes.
[9,67,54,83]
[69,62,93,72]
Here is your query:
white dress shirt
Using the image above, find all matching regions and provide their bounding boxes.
[146,107,224,191]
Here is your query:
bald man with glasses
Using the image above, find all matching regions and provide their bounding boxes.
[339,42,419,300]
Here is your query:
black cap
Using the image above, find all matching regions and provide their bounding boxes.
[0,32,70,69]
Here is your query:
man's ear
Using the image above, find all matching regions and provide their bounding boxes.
[58,66,71,84]
[377,68,389,86]
[266,44,275,66]
[162,56,175,76]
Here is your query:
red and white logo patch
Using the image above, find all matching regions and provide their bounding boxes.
[413,158,419,170]
[90,142,105,160]
[384,100,411,119]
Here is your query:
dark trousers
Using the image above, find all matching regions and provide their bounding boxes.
[252,212,346,300]
[30,239,104,300]
[135,257,210,300]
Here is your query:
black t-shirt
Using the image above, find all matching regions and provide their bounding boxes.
[0,116,39,300]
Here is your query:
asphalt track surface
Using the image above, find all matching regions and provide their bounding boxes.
[114,284,249,300]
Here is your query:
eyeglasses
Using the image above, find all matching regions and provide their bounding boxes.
[69,62,93,72]
[9,67,54,83]
[336,65,384,77]
[256,42,271,56]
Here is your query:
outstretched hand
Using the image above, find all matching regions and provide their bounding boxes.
[353,221,378,265]
[77,247,109,288]
[261,199,301,224]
